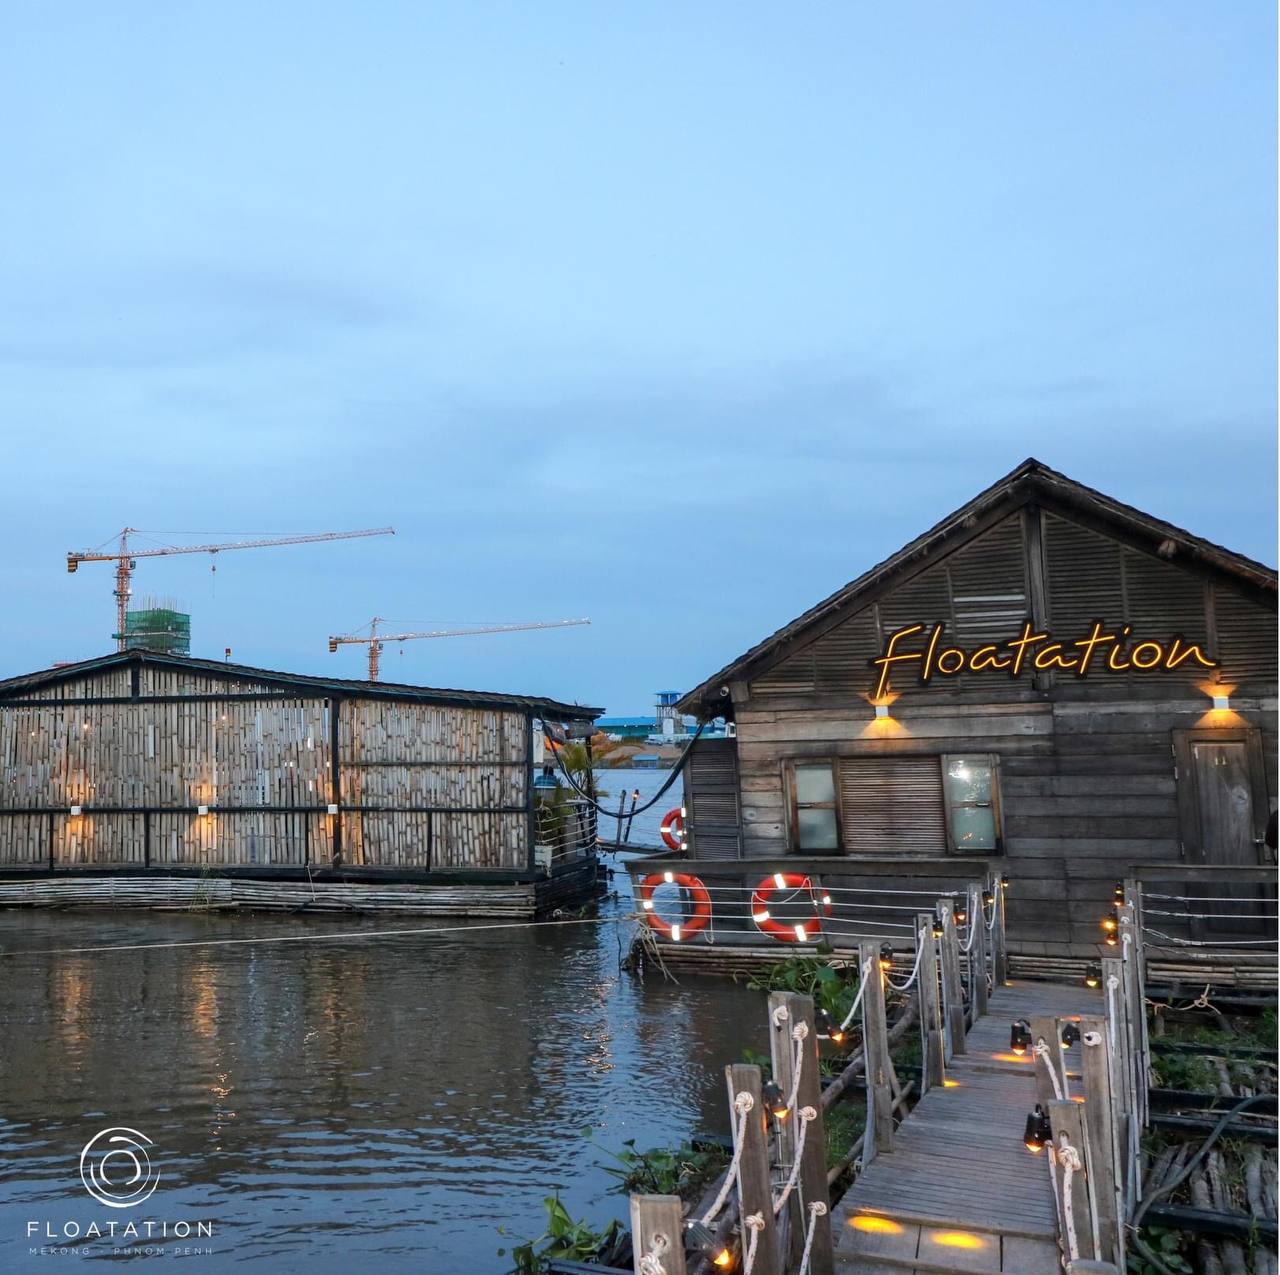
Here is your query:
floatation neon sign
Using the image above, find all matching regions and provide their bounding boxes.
[871,621,1218,700]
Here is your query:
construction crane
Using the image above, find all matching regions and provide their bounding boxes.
[68,527,396,651]
[328,617,591,681]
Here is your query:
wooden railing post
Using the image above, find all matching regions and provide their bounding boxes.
[1077,1015,1123,1270]
[916,912,946,1093]
[969,880,990,1019]
[725,1063,780,1275]
[1030,1015,1069,1108]
[990,870,1009,987]
[936,900,967,1056]
[1048,1098,1101,1264]
[1101,954,1139,1219]
[859,940,894,1164]
[630,1194,688,1275]
[1121,881,1151,1128]
[768,992,834,1275]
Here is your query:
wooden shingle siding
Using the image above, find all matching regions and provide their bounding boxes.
[839,756,947,855]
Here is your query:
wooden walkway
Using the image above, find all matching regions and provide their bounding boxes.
[832,980,1103,1274]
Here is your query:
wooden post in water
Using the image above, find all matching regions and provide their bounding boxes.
[859,941,894,1165]
[1048,1099,1100,1264]
[725,1063,780,1275]
[916,912,945,1092]
[1077,1015,1123,1271]
[969,880,990,1019]
[630,1195,687,1275]
[767,993,834,1275]
[1030,1016,1069,1107]
[936,900,967,1056]
[990,870,1009,986]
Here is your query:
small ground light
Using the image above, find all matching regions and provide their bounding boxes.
[684,1220,732,1268]
[1084,963,1102,988]
[878,943,894,971]
[1023,1105,1052,1153]
[1061,1022,1081,1049]
[814,1007,846,1045]
[1010,1019,1032,1055]
[761,1079,789,1120]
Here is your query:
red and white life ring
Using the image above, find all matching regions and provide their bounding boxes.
[659,807,686,851]
[637,871,712,941]
[750,872,832,943]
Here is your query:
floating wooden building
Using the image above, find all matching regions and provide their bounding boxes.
[0,650,602,915]
[632,459,1277,967]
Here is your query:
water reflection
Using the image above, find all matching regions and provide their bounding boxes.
[0,867,765,1272]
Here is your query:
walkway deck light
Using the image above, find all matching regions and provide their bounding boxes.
[1061,1023,1081,1049]
[1084,963,1102,989]
[761,1079,789,1120]
[878,943,894,972]
[684,1220,732,1268]
[1023,1105,1052,1152]
[1010,1019,1032,1055]
[814,1007,846,1045]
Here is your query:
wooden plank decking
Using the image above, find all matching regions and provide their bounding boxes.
[832,980,1103,1274]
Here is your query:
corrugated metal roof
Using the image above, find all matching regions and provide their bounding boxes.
[0,650,602,720]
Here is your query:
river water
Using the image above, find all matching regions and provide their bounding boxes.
[0,769,763,1273]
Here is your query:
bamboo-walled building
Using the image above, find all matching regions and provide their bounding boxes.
[633,459,1278,969]
[0,650,602,915]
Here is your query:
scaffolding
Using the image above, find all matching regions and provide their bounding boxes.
[120,602,191,657]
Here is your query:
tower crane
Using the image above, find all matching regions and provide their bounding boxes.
[328,617,591,681]
[68,527,396,651]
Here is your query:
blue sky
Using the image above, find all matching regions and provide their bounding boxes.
[1,4,1274,712]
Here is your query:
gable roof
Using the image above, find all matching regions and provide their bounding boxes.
[679,458,1277,717]
[0,649,602,721]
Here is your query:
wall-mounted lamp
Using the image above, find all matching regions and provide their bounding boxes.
[874,703,890,719]
[1212,693,1230,710]
[1061,1022,1081,1049]
[761,1079,789,1120]
[69,805,83,817]
[327,803,339,815]
[931,920,944,940]
[878,943,895,971]
[197,805,210,817]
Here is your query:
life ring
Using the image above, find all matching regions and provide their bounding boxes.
[751,872,832,943]
[637,871,711,941]
[659,807,686,851]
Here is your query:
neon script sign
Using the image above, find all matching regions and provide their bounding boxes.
[871,621,1218,700]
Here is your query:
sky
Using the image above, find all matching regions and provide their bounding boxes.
[0,3,1274,713]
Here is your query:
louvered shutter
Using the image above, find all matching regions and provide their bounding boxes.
[948,515,1029,644]
[1213,585,1278,692]
[685,738,742,859]
[1043,513,1125,629]
[839,757,948,856]
[811,610,880,695]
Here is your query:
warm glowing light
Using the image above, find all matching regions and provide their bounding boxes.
[874,703,889,719]
[932,1231,986,1250]
[713,1250,732,1269]
[1212,693,1229,710]
[850,1216,903,1235]
[942,1079,960,1088]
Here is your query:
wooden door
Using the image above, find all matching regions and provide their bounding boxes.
[1174,728,1270,936]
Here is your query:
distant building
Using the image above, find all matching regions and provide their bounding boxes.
[596,716,659,740]
[598,693,695,742]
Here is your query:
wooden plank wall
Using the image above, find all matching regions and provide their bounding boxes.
[0,667,530,872]
[716,505,1277,957]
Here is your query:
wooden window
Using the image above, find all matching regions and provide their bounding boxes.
[787,761,840,850]
[941,754,1003,853]
[785,754,1004,856]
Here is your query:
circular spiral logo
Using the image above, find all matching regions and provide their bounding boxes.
[79,1127,160,1209]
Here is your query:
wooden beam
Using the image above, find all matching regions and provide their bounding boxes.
[859,941,894,1163]
[937,901,967,1056]
[916,912,946,1092]
[725,1064,780,1275]
[629,1194,687,1275]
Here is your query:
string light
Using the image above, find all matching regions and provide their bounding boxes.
[1010,1019,1032,1056]
[1083,963,1101,989]
[1023,1105,1052,1153]
[1060,1023,1081,1049]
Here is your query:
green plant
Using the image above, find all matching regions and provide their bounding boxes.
[500,1196,625,1274]
[1130,1225,1193,1274]
[600,1139,728,1198]
[744,946,863,1022]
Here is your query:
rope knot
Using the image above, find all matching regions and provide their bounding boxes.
[771,1005,790,1028]
[808,1201,829,1217]
[637,1232,670,1275]
[744,1213,766,1232]
[733,1090,755,1116]
[798,1105,818,1122]
[1057,1137,1083,1172]
[791,1021,809,1042]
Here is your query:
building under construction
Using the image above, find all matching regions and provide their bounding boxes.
[0,650,602,915]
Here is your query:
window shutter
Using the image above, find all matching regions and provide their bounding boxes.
[839,757,947,856]
[947,515,1029,644]
[686,738,742,859]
